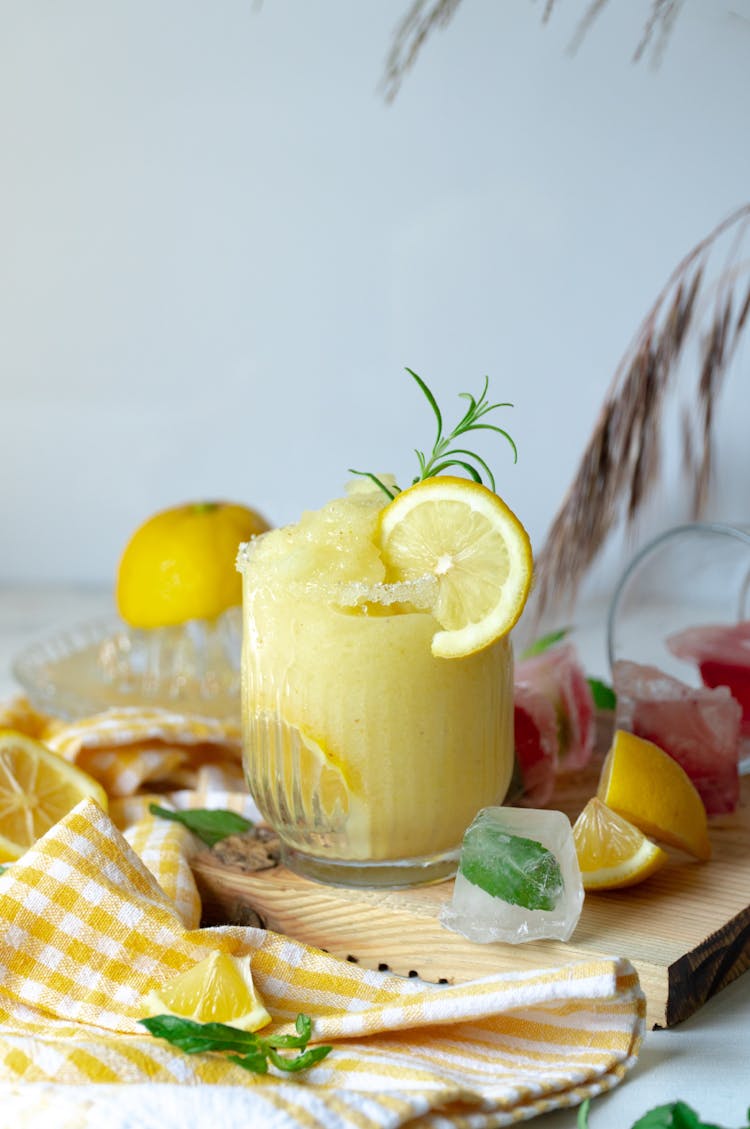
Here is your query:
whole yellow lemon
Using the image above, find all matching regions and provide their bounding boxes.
[116,501,270,629]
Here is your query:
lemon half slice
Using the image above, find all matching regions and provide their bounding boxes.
[598,730,711,861]
[145,951,271,1032]
[0,729,108,862]
[378,477,533,658]
[573,797,669,890]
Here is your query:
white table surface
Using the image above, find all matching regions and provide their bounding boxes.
[1,584,749,1129]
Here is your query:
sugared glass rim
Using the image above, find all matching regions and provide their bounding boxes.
[236,535,440,610]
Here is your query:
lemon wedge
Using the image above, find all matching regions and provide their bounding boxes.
[378,476,533,658]
[145,951,271,1032]
[0,729,108,862]
[572,797,669,890]
[598,729,711,861]
[248,714,351,828]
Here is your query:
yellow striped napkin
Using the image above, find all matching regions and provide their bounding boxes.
[0,699,646,1126]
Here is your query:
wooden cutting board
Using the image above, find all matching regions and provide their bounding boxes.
[192,757,750,1031]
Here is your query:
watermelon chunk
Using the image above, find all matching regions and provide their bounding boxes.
[613,659,742,814]
[514,643,595,773]
[667,621,750,737]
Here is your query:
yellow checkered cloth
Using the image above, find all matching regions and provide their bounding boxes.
[0,698,646,1127]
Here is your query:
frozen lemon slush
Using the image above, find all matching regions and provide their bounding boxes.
[238,487,515,887]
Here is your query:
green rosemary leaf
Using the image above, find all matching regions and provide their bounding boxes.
[348,469,399,500]
[425,458,484,483]
[148,804,254,847]
[467,421,518,462]
[577,1099,591,1128]
[406,366,443,443]
[426,447,496,489]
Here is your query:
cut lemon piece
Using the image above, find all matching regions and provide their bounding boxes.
[378,476,533,658]
[597,729,711,861]
[573,797,669,890]
[0,729,108,862]
[145,951,271,1032]
[248,713,352,829]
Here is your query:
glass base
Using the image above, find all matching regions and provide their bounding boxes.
[280,844,459,889]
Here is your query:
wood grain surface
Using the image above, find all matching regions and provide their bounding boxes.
[192,755,750,1030]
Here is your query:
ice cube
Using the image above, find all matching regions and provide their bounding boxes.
[667,621,750,737]
[514,643,595,773]
[440,807,584,944]
[613,659,742,814]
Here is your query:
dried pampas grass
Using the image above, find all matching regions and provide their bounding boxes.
[381,0,684,102]
[533,203,750,621]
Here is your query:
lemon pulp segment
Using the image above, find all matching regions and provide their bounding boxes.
[0,729,108,861]
[145,951,271,1032]
[573,797,669,890]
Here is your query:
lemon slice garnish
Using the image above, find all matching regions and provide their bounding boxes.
[0,729,108,862]
[378,476,533,658]
[145,951,271,1032]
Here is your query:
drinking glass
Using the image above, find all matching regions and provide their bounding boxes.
[237,539,515,889]
[607,522,750,680]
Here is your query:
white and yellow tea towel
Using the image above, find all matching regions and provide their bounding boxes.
[0,700,646,1127]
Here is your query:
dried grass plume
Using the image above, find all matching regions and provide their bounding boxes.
[533,203,750,622]
[381,0,684,102]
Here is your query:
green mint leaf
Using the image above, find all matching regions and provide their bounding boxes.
[266,1044,332,1073]
[141,1012,331,1076]
[588,677,617,711]
[583,1097,736,1129]
[460,827,564,911]
[264,1012,312,1049]
[520,627,571,658]
[140,1015,259,1055]
[227,1050,269,1074]
[148,804,253,847]
[631,1103,704,1128]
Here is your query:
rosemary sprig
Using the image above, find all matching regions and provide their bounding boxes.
[149,804,254,847]
[349,367,517,500]
[140,1011,332,1075]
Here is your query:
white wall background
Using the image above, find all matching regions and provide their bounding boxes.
[1,0,749,602]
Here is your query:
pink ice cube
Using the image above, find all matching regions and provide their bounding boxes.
[667,621,750,737]
[513,684,558,807]
[613,659,742,814]
[514,643,595,774]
